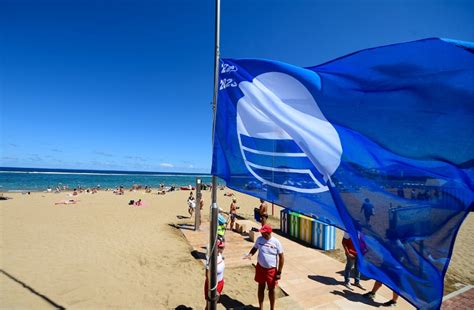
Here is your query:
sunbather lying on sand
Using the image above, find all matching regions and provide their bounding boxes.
[55,199,78,205]
[128,199,145,207]
[0,194,12,200]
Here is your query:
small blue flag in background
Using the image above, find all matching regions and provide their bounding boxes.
[212,38,473,309]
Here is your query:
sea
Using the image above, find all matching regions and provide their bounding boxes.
[0,167,214,192]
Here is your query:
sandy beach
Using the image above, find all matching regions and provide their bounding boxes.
[0,189,472,309]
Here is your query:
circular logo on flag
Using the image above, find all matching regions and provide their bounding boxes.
[236,72,342,193]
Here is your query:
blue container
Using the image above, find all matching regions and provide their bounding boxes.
[312,219,336,250]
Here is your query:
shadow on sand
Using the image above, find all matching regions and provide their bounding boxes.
[175,295,258,310]
[176,215,191,219]
[308,274,343,286]
[330,289,382,307]
[219,294,259,309]
[191,250,206,260]
[168,223,195,231]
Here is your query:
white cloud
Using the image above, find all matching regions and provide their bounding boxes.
[160,163,174,168]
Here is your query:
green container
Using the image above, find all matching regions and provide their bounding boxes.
[289,211,301,239]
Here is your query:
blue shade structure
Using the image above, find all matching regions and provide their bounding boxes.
[212,38,474,309]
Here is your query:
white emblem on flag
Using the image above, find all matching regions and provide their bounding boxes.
[236,72,343,193]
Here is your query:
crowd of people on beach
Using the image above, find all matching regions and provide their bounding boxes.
[41,183,217,209]
[37,182,408,308]
[41,182,220,199]
[5,177,439,310]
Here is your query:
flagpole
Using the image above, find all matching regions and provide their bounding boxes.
[208,0,220,309]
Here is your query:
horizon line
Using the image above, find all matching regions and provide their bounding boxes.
[0,166,212,176]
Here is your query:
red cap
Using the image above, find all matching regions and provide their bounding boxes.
[217,240,225,248]
[259,224,273,233]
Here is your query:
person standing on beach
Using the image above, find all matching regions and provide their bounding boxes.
[363,281,399,307]
[360,198,375,225]
[205,240,225,308]
[187,192,195,217]
[229,198,239,231]
[244,224,284,310]
[217,212,227,242]
[259,199,269,225]
[342,232,364,290]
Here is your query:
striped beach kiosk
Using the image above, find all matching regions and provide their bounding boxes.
[280,209,290,234]
[312,219,336,250]
[289,211,301,239]
[299,215,314,245]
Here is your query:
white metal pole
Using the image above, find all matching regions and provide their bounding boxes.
[208,0,220,309]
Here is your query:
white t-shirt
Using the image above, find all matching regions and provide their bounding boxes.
[207,253,225,282]
[254,236,283,268]
[217,254,225,282]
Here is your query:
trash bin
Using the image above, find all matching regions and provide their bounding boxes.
[312,219,336,250]
[289,211,301,239]
[280,209,289,234]
[299,215,314,245]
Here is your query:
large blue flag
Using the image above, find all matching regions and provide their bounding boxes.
[212,38,473,309]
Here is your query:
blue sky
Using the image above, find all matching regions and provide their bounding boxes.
[1,0,473,173]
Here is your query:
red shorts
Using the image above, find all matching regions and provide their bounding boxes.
[204,277,224,301]
[255,263,278,288]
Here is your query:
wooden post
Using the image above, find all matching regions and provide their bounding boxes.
[195,178,202,231]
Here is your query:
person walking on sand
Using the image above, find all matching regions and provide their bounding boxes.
[360,198,375,225]
[244,224,284,310]
[258,199,269,225]
[342,232,364,290]
[187,192,195,217]
[229,198,239,231]
[205,240,225,309]
[363,281,399,307]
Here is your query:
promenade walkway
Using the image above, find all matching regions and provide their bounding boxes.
[180,219,414,309]
[442,285,473,310]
